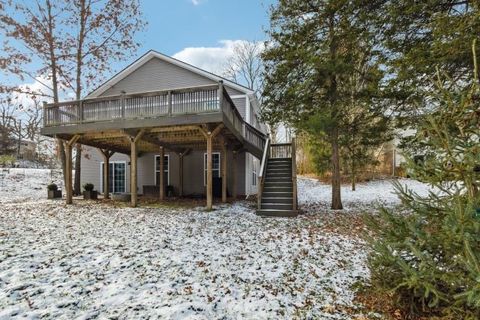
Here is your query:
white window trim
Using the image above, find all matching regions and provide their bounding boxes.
[154,154,170,186]
[203,152,220,186]
[99,161,127,193]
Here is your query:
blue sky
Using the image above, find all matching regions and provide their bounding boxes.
[1,0,276,100]
[141,0,274,55]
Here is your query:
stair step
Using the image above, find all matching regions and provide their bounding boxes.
[261,203,294,210]
[265,178,292,182]
[263,187,293,193]
[256,209,299,217]
[264,181,292,186]
[261,197,293,204]
[267,169,291,173]
[266,173,291,178]
[262,191,293,197]
[268,158,291,162]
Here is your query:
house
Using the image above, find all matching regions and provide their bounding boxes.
[41,50,298,216]
[18,139,37,161]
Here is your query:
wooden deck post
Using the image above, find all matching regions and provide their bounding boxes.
[206,134,213,209]
[159,146,165,201]
[198,124,224,210]
[103,158,109,198]
[98,149,114,199]
[221,141,227,203]
[129,130,144,207]
[65,135,80,204]
[179,152,184,197]
[232,150,237,200]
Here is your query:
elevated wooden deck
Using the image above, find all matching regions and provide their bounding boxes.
[41,83,266,158]
[41,82,267,209]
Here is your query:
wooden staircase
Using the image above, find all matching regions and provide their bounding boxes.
[256,139,299,217]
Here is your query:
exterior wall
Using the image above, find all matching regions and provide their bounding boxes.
[244,152,259,196]
[98,57,249,119]
[80,146,247,197]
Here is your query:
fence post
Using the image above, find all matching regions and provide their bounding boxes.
[78,100,83,123]
[292,138,297,211]
[42,101,47,127]
[168,91,172,116]
[121,92,126,118]
[218,81,224,111]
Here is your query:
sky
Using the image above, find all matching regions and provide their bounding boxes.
[121,0,275,76]
[1,0,276,100]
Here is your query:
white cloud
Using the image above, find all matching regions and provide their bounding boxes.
[172,40,247,75]
[190,0,203,6]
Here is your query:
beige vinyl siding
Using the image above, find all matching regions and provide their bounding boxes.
[80,146,247,197]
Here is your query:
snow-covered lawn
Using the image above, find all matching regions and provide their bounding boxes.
[0,170,430,319]
[299,177,433,213]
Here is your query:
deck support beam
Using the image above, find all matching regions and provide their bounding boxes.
[221,139,227,203]
[159,146,165,201]
[65,135,81,204]
[199,124,224,210]
[128,130,145,207]
[179,153,184,197]
[98,149,114,199]
[232,150,237,200]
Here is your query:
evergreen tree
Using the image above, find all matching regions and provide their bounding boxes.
[366,44,480,319]
[380,0,480,125]
[262,0,388,208]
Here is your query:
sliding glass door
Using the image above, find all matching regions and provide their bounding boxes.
[100,162,126,193]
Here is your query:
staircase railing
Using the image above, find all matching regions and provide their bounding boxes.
[291,138,297,211]
[257,138,270,209]
[270,143,292,158]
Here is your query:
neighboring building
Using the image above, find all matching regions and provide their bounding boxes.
[18,139,37,161]
[41,50,276,210]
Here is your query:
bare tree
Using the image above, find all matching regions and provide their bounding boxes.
[0,0,145,189]
[0,0,69,178]
[62,0,146,195]
[222,41,264,95]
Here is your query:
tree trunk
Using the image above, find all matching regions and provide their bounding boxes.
[73,0,87,196]
[45,0,65,186]
[74,144,81,195]
[351,160,356,191]
[331,128,343,210]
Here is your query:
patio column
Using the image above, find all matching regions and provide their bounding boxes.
[206,134,213,209]
[65,135,80,205]
[221,141,227,203]
[232,150,237,200]
[199,124,224,210]
[159,146,165,200]
[179,152,184,197]
[98,149,114,199]
[129,130,144,208]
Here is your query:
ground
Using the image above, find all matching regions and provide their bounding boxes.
[0,169,431,319]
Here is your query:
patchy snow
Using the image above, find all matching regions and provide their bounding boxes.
[0,201,368,319]
[298,177,432,213]
[0,170,372,319]
[0,168,63,204]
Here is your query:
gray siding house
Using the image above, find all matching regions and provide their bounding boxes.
[41,50,268,209]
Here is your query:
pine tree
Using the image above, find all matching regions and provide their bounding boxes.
[380,0,480,125]
[366,43,480,319]
[262,0,389,208]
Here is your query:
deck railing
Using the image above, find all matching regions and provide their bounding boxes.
[43,84,220,127]
[257,138,270,209]
[270,143,292,159]
[43,83,267,155]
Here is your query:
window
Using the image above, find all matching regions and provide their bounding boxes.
[100,161,126,193]
[203,152,220,185]
[155,155,169,186]
[252,158,258,186]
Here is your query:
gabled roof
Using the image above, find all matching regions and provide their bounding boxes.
[86,50,255,98]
